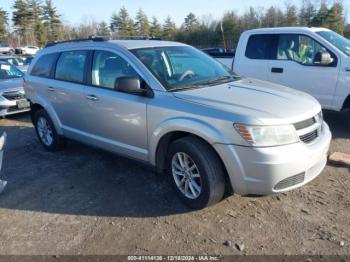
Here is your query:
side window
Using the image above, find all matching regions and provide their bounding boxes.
[55,50,88,83]
[276,34,335,66]
[92,50,138,89]
[31,53,58,78]
[245,34,275,59]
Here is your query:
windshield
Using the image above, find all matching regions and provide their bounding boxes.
[0,64,24,80]
[131,46,238,91]
[0,57,24,66]
[317,30,350,57]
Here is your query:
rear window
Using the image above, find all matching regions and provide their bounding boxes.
[31,53,59,78]
[245,34,276,59]
[55,50,88,83]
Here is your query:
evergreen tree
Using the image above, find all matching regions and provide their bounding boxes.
[135,9,149,36]
[262,6,284,27]
[327,2,345,34]
[241,7,261,30]
[299,0,316,26]
[312,2,329,27]
[13,0,31,44]
[0,8,8,41]
[183,12,199,32]
[29,0,47,46]
[97,21,110,38]
[162,16,176,40]
[149,16,161,37]
[112,6,135,36]
[221,11,240,47]
[284,4,298,26]
[43,0,62,42]
[110,12,119,32]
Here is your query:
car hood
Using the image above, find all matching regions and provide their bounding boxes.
[173,78,322,125]
[0,78,24,92]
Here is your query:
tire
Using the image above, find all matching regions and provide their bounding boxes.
[33,109,64,151]
[167,136,226,209]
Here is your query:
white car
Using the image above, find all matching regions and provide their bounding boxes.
[17,46,40,55]
[233,27,350,124]
[0,43,14,54]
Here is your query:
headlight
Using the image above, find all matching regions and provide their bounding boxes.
[234,124,299,147]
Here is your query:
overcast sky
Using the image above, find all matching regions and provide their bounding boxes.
[2,0,349,26]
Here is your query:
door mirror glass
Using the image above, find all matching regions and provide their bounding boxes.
[115,77,145,94]
[314,51,334,65]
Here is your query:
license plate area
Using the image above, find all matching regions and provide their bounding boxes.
[16,100,30,109]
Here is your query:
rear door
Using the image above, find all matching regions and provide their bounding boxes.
[49,50,90,133]
[268,34,340,109]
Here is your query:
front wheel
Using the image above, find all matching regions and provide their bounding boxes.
[167,137,226,209]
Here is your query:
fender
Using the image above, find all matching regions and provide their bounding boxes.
[30,94,63,135]
[148,117,230,166]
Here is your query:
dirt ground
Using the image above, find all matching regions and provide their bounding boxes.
[0,111,349,256]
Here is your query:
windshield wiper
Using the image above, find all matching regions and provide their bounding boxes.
[200,75,236,85]
[168,83,206,92]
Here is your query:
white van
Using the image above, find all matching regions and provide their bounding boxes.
[233,27,350,120]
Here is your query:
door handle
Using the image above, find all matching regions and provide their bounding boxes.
[345,68,350,72]
[86,94,99,101]
[47,86,55,91]
[271,67,284,73]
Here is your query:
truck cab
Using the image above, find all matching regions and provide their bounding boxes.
[233,27,350,113]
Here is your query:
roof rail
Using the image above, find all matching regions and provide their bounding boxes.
[45,36,107,48]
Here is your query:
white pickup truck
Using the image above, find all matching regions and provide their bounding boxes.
[224,27,350,122]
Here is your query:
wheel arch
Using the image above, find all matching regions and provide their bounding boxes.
[29,100,63,135]
[153,130,233,193]
[342,94,350,111]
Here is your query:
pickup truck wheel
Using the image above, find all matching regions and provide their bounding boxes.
[167,137,225,209]
[34,109,64,151]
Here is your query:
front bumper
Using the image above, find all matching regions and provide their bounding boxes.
[214,122,332,195]
[0,98,30,117]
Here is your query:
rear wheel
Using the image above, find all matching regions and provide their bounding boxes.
[167,136,226,209]
[34,109,65,151]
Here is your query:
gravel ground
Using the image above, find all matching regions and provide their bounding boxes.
[0,111,349,255]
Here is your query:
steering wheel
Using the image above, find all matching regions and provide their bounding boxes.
[178,70,195,82]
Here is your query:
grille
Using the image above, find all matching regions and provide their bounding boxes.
[2,91,26,101]
[294,115,320,144]
[274,173,305,190]
[294,118,316,130]
[300,130,318,144]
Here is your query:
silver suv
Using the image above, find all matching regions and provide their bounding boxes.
[24,39,332,209]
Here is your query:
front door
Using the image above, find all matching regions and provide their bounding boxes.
[83,50,149,161]
[268,34,340,109]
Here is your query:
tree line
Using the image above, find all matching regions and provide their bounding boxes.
[0,0,349,49]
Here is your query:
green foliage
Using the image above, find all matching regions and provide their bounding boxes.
[135,9,149,36]
[97,21,110,38]
[162,16,177,40]
[12,0,30,44]
[110,6,135,37]
[0,8,8,41]
[150,17,161,37]
[183,13,199,32]
[4,0,350,48]
[43,0,62,42]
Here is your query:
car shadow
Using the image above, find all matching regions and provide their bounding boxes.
[0,110,347,218]
[0,116,190,218]
[323,110,350,139]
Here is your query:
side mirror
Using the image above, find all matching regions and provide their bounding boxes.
[314,51,333,66]
[115,77,146,95]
